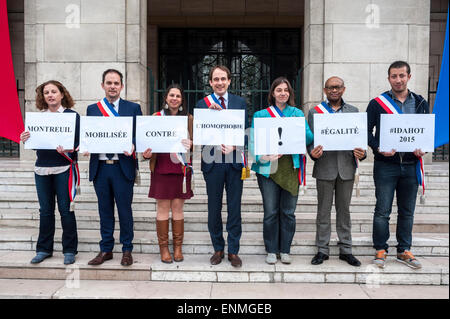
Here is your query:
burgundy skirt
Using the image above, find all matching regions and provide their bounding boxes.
[148,170,193,200]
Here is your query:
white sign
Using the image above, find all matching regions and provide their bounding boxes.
[24,112,76,150]
[253,117,306,155]
[379,114,435,152]
[193,109,245,146]
[313,113,368,150]
[79,116,133,154]
[136,116,188,153]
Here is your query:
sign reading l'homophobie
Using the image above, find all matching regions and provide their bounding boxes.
[379,114,435,152]
[79,116,133,154]
[193,109,245,146]
[313,113,368,151]
[253,117,306,155]
[136,116,188,153]
[24,112,76,150]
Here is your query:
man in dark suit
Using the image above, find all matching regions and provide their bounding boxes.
[196,65,248,267]
[86,69,142,266]
[307,76,366,267]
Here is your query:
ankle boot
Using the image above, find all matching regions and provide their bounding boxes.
[156,219,172,263]
[172,219,184,262]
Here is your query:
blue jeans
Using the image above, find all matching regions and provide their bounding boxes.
[34,169,78,254]
[256,174,298,254]
[372,161,418,253]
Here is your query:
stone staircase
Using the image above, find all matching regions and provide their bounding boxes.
[0,158,448,286]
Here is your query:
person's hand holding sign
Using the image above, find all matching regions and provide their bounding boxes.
[310,145,323,159]
[142,147,153,159]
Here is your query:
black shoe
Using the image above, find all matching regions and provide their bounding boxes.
[339,253,361,267]
[311,252,329,265]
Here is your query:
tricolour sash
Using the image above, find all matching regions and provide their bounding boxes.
[204,94,250,180]
[314,101,361,196]
[374,93,426,199]
[267,105,307,193]
[60,151,80,211]
[97,98,141,185]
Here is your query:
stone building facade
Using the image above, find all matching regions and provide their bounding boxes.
[5,0,448,161]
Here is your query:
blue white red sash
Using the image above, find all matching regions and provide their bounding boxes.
[96,98,119,117]
[59,152,80,205]
[374,93,426,195]
[266,105,306,189]
[203,94,223,109]
[314,102,335,114]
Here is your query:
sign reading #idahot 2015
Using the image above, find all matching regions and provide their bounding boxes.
[79,116,133,154]
[253,117,306,155]
[24,112,76,150]
[136,116,188,153]
[313,113,368,151]
[193,109,245,146]
[379,114,435,152]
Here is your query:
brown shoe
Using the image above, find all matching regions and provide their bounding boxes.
[88,252,113,265]
[156,219,173,263]
[172,219,184,262]
[121,251,133,266]
[210,251,224,265]
[228,254,242,268]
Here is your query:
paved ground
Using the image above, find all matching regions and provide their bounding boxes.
[0,279,448,299]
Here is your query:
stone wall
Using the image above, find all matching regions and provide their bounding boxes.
[22,0,147,160]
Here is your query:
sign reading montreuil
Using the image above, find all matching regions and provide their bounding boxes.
[79,116,133,154]
[313,113,368,151]
[379,114,435,152]
[136,116,188,153]
[253,117,306,155]
[193,109,245,146]
[24,112,76,150]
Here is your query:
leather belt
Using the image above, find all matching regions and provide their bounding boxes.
[101,160,119,164]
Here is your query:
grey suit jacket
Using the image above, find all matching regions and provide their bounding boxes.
[307,102,366,181]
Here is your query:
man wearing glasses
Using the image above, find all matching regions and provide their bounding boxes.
[307,76,366,267]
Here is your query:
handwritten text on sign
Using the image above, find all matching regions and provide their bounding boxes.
[24,112,76,150]
[379,114,435,152]
[193,109,245,146]
[253,117,306,155]
[79,116,133,154]
[313,113,368,150]
[136,116,188,153]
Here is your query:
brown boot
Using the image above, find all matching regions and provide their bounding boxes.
[156,219,172,263]
[172,219,184,262]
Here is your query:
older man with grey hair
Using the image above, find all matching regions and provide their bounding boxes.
[307,76,366,267]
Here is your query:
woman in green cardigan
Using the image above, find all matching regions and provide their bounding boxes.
[250,77,314,265]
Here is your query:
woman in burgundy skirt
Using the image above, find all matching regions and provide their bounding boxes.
[143,84,193,263]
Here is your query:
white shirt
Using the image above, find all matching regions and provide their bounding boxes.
[99,98,120,161]
[214,92,229,109]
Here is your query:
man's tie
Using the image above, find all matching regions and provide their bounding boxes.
[219,96,226,109]
[106,104,116,159]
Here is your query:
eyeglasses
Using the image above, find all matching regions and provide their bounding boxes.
[325,86,344,91]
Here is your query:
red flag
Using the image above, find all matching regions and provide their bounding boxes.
[0,0,24,143]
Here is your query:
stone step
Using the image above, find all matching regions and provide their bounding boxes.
[1,228,447,257]
[1,194,447,214]
[0,210,447,234]
[0,251,447,285]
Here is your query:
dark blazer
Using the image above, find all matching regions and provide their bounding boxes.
[86,98,142,182]
[307,102,366,181]
[195,93,248,173]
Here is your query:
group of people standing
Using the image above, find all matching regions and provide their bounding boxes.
[20,60,427,271]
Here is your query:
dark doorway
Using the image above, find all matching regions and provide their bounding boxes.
[152,28,302,118]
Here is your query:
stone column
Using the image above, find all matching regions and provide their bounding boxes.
[303,0,431,162]
[23,0,147,160]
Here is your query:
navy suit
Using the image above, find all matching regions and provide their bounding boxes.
[87,98,142,253]
[196,93,248,255]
